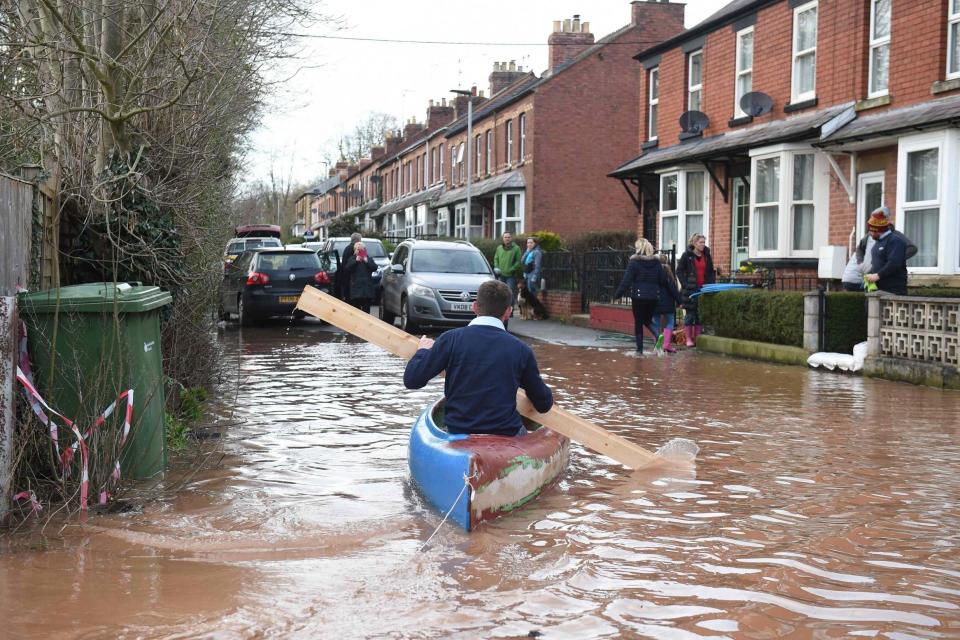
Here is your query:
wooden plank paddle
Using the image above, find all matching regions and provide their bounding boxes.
[296,287,662,470]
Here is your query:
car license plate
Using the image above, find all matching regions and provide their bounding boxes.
[278,295,299,304]
[451,302,471,312]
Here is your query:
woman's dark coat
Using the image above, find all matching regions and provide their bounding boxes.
[614,255,682,303]
[675,245,716,312]
[344,255,378,301]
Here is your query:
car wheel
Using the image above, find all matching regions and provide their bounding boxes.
[239,295,257,327]
[379,293,396,325]
[400,296,418,334]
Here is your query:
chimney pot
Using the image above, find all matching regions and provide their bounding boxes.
[509,60,516,71]
[582,22,590,34]
[573,15,581,32]
[563,18,572,32]
[553,20,561,33]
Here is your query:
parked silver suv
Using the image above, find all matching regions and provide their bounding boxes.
[379,239,495,332]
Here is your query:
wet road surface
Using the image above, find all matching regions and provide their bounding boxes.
[2,318,960,639]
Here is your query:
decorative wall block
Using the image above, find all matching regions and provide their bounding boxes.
[879,298,960,367]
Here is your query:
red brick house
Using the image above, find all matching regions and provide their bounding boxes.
[611,0,960,285]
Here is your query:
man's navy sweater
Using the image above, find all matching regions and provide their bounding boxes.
[403,323,553,436]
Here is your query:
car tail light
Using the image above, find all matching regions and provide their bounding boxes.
[314,271,331,285]
[246,271,270,286]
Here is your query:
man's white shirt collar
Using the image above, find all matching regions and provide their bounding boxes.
[469,315,505,331]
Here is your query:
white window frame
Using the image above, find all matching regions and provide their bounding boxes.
[648,67,659,141]
[748,144,828,259]
[486,130,494,173]
[657,167,710,253]
[856,171,885,235]
[895,131,960,274]
[438,144,444,185]
[450,146,456,183]
[436,207,450,236]
[868,0,890,98]
[406,162,412,195]
[949,1,960,79]
[493,191,525,237]
[457,142,465,182]
[734,27,754,118]
[687,50,703,112]
[519,113,526,160]
[791,1,818,103]
[475,134,482,177]
[506,120,514,167]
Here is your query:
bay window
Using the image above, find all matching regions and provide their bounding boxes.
[734,28,753,118]
[792,2,817,103]
[436,208,450,236]
[898,136,943,269]
[659,169,708,251]
[868,0,890,97]
[493,192,524,236]
[749,145,826,258]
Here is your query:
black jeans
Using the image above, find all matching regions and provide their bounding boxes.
[631,298,657,352]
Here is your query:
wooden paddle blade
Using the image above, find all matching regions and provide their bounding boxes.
[296,287,420,360]
[296,286,662,470]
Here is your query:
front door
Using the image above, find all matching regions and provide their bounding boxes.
[857,172,885,236]
[731,178,750,271]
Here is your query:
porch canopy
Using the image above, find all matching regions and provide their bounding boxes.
[433,169,525,208]
[375,184,444,219]
[609,102,854,186]
[817,93,960,149]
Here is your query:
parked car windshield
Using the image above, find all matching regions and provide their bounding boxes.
[248,238,282,250]
[411,249,490,274]
[226,240,245,254]
[257,252,321,271]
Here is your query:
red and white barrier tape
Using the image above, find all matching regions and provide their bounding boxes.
[14,322,134,511]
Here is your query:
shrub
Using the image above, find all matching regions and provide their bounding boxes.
[700,289,804,347]
[530,230,563,252]
[908,286,960,298]
[566,230,636,253]
[824,292,867,353]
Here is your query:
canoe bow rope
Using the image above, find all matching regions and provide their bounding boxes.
[419,469,480,551]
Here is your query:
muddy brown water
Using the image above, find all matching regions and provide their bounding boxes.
[2,320,960,639]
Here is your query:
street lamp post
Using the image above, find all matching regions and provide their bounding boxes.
[451,89,474,241]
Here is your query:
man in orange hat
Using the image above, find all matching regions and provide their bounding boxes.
[864,207,909,295]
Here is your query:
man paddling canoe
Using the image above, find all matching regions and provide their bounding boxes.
[402,280,553,436]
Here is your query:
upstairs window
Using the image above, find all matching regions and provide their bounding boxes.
[438,144,444,184]
[457,142,465,182]
[687,50,703,112]
[475,134,482,177]
[450,146,456,183]
[734,28,753,118]
[868,0,891,97]
[486,130,493,173]
[506,120,514,166]
[648,67,659,140]
[949,1,960,79]
[792,2,817,102]
[519,113,526,159]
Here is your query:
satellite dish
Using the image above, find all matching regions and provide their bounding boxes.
[678,110,710,135]
[739,91,774,117]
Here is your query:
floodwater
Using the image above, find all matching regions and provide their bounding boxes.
[2,319,960,639]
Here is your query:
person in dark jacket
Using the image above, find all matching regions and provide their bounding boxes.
[344,241,378,313]
[864,209,909,295]
[856,207,917,264]
[675,233,717,347]
[337,232,362,302]
[521,237,544,295]
[651,253,682,353]
[614,238,682,354]
[403,280,552,436]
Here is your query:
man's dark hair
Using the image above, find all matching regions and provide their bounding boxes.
[476,280,512,317]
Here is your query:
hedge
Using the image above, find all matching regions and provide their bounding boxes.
[824,292,867,353]
[700,289,804,347]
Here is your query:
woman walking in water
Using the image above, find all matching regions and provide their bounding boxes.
[614,238,681,355]
[675,233,717,347]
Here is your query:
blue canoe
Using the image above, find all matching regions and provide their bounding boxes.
[408,399,570,531]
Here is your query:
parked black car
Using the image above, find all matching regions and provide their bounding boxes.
[219,248,330,326]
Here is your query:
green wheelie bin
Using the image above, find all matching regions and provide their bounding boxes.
[19,282,172,479]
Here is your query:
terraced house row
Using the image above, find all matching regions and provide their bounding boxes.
[611,0,960,284]
[296,1,686,241]
[298,0,960,286]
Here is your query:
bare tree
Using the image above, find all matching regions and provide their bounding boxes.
[334,112,398,164]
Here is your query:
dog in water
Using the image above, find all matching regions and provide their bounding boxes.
[516,279,549,320]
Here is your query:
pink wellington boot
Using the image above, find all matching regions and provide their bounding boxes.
[685,325,695,347]
[663,328,676,352]
[694,324,703,345]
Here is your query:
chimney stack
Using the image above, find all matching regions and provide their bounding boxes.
[632,1,684,29]
[370,145,385,160]
[426,99,455,129]
[548,14,595,73]
[404,118,425,140]
[489,59,527,96]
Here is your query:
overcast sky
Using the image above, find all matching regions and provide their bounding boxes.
[245,0,718,188]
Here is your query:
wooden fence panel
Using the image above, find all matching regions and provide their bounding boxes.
[0,172,33,519]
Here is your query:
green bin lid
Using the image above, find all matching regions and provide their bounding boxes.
[18,282,172,314]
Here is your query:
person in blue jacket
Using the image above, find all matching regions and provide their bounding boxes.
[864,209,909,295]
[403,280,553,436]
[521,237,544,295]
[614,238,682,354]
